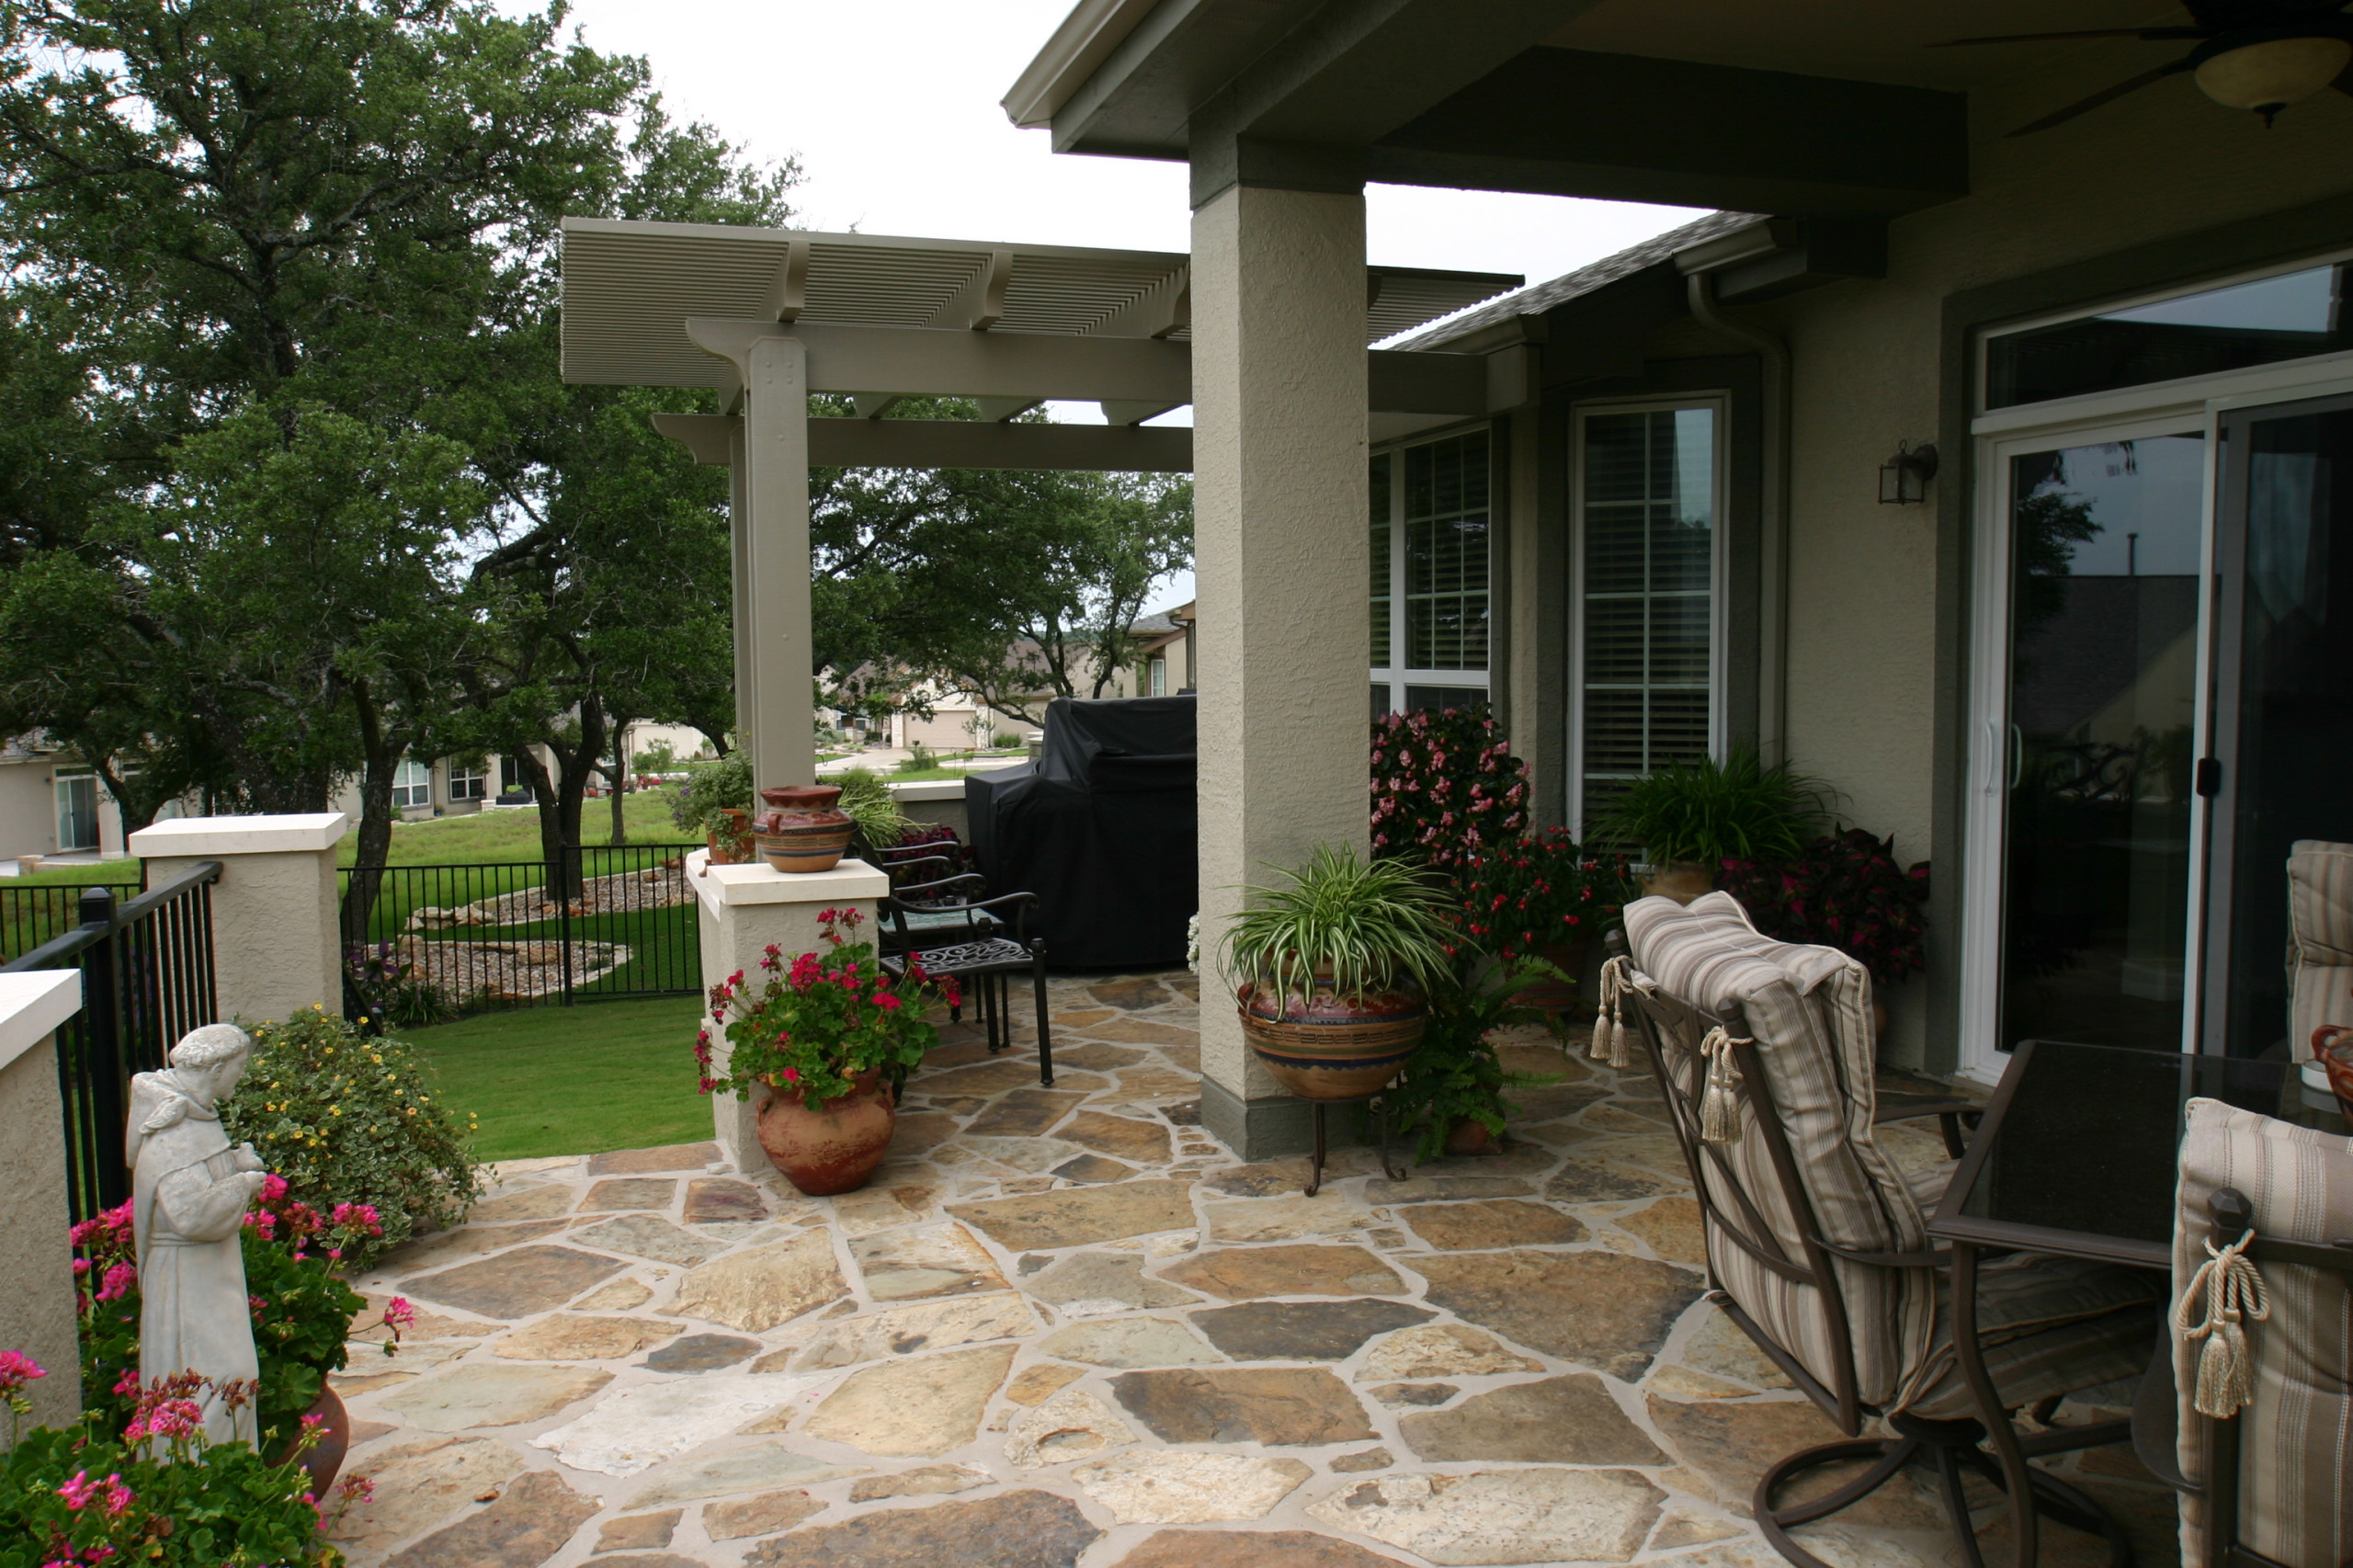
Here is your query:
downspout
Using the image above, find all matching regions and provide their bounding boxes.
[1686,271,1790,767]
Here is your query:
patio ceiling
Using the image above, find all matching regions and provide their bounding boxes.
[560,216,1522,392]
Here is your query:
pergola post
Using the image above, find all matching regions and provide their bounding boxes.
[742,335,816,796]
[1191,181,1372,1159]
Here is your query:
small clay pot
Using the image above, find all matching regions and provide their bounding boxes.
[706,808,754,867]
[756,1068,896,1195]
[275,1381,347,1493]
[2317,1025,2353,1131]
[752,785,855,874]
[1638,862,1716,904]
[1239,975,1426,1100]
[1443,1117,1500,1156]
[1512,937,1592,1018]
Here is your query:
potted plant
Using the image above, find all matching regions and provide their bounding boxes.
[1221,846,1454,1100]
[697,907,951,1194]
[1370,705,1529,865]
[1593,747,1836,903]
[1447,829,1631,1016]
[1717,827,1929,1035]
[1385,950,1564,1160]
[671,752,755,865]
[832,767,914,861]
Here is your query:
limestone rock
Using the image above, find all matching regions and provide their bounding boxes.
[465,1185,576,1223]
[1308,1467,1667,1565]
[581,1177,676,1211]
[1651,1364,1756,1400]
[381,1470,598,1568]
[1109,1528,1414,1567]
[1188,1299,1434,1361]
[1403,1199,1587,1251]
[1004,1384,1134,1468]
[573,1214,720,1267]
[962,1136,1086,1175]
[572,1277,654,1312]
[1072,1449,1311,1525]
[1052,1153,1137,1184]
[1330,1447,1393,1472]
[1202,1194,1370,1244]
[1019,1250,1199,1312]
[792,1292,1039,1370]
[1088,976,1170,1010]
[1355,1323,1543,1382]
[1157,1244,1404,1301]
[642,1333,760,1372]
[1359,1175,1538,1205]
[1057,1110,1170,1164]
[1111,1367,1375,1446]
[1653,1513,1749,1550]
[1412,1249,1703,1378]
[1400,1374,1667,1464]
[594,1511,678,1552]
[948,1180,1195,1252]
[1675,1309,1795,1391]
[1370,1381,1456,1407]
[491,1314,677,1361]
[403,1244,623,1319]
[664,1231,847,1333]
[705,1488,825,1540]
[380,1219,570,1274]
[532,1372,826,1477]
[324,1435,527,1554]
[624,1444,867,1509]
[1644,1396,1941,1526]
[799,1344,1016,1457]
[1544,1158,1677,1203]
[1051,1041,1146,1071]
[683,1177,769,1225]
[588,1142,716,1175]
[830,1182,943,1235]
[852,1221,1008,1301]
[965,1087,1093,1138]
[378,1365,609,1431]
[1616,1196,1707,1264]
[741,1488,1100,1568]
[1036,1316,1222,1369]
[848,1463,995,1502]
[1004,1363,1086,1406]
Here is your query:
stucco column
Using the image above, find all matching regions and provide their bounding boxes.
[1191,183,1370,1159]
[688,852,887,1173]
[128,813,347,1029]
[0,970,86,1436]
[744,336,816,796]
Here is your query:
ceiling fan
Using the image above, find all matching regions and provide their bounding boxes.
[1935,1,2353,134]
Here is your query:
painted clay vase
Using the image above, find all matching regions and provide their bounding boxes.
[752,785,854,874]
[1239,972,1427,1100]
[275,1383,347,1493]
[756,1068,895,1195]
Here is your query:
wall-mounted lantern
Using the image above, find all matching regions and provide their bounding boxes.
[1879,440,1938,506]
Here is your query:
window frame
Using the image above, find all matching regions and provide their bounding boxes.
[1369,421,1494,717]
[391,757,433,809]
[447,761,488,801]
[54,771,99,851]
[1567,393,1731,835]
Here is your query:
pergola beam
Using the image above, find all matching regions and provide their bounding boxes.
[657,413,1192,473]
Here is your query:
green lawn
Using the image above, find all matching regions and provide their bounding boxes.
[407,995,710,1162]
[339,793,690,868]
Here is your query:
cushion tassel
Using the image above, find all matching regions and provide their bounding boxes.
[1697,1026,1749,1143]
[2175,1229,2269,1419]
[1590,956,1625,1066]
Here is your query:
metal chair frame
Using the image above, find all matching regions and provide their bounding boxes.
[2131,1186,2353,1568]
[1617,967,2131,1568]
[878,884,1053,1089]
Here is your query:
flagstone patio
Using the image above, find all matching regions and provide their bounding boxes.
[326,971,2179,1568]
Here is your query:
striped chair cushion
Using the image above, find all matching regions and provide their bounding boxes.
[2288,840,2353,1065]
[2173,1098,2353,1568]
[1901,1253,2160,1421]
[1626,893,1932,1408]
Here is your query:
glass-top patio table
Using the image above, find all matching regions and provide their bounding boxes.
[1926,1040,2347,1568]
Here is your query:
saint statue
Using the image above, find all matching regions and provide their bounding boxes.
[126,1023,269,1449]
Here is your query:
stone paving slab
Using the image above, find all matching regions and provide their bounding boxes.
[332,971,2169,1568]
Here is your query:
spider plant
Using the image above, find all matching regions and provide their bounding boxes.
[1593,747,1838,868]
[1220,845,1455,1007]
[832,767,911,848]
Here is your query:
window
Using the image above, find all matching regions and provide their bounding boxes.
[1148,656,1167,698]
[1370,428,1490,714]
[447,761,487,801]
[1574,403,1722,832]
[1985,260,2353,410]
[55,774,97,851]
[392,758,432,809]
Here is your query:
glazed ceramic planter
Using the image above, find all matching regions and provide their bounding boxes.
[756,1068,894,1195]
[752,785,855,874]
[1239,976,1427,1100]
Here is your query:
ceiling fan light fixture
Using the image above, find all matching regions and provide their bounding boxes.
[2192,35,2353,121]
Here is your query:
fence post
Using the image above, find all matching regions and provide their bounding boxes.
[73,887,129,1216]
[127,814,347,1029]
[0,969,86,1438]
[559,842,577,1007]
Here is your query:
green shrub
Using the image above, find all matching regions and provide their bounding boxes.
[669,750,752,835]
[1370,706,1530,866]
[894,744,938,775]
[222,1008,483,1270]
[992,729,1023,749]
[832,767,910,848]
[1591,745,1836,867]
[1385,950,1563,1163]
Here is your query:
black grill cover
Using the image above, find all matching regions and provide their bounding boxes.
[964,695,1196,967]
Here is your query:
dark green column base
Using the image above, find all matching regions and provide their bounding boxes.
[1197,1076,1380,1161]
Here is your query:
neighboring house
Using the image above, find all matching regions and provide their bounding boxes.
[1131,600,1195,696]
[0,735,128,861]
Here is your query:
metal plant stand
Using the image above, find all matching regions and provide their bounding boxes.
[1304,1089,1408,1197]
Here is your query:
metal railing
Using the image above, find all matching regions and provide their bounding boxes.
[0,872,146,962]
[336,842,703,1020]
[4,862,221,1225]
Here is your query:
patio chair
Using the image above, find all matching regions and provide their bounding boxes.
[1618,895,2165,1568]
[877,885,1053,1089]
[2288,840,2353,1087]
[2131,1099,2353,1568]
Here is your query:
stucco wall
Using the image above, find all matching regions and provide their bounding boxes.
[0,1034,82,1433]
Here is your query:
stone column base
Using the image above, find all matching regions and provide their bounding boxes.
[1198,1076,1381,1162]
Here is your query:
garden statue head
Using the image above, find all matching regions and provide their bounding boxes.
[153,1024,254,1120]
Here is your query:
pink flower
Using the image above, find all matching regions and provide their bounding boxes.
[780,1067,800,1084]
[383,1298,416,1329]
[57,1470,100,1510]
[872,993,903,1011]
[103,1476,133,1517]
[339,1472,376,1505]
[259,1173,289,1204]
[0,1350,46,1396]
[96,1261,136,1302]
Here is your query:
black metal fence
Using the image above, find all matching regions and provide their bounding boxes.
[0,871,146,962]
[336,842,703,1021]
[3,863,222,1225]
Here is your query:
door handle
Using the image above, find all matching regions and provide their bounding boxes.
[2009,723,2024,790]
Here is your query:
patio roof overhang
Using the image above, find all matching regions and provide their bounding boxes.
[561,217,1524,470]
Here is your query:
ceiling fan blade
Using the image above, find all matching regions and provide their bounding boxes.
[2008,60,2195,135]
[1932,28,2208,45]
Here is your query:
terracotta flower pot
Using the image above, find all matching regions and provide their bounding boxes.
[1239,977,1427,1101]
[2316,1025,2353,1131]
[756,1068,895,1195]
[1638,862,1716,903]
[705,808,754,867]
[752,785,855,874]
[1444,1117,1500,1156]
[1513,937,1592,1018]
[275,1381,347,1493]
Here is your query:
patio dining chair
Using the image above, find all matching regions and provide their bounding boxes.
[2131,1099,2353,1568]
[1618,895,2165,1568]
[876,884,1053,1090]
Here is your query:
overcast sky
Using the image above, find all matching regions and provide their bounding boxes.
[532,0,1704,611]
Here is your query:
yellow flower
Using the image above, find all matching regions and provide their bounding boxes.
[329,1107,341,1117]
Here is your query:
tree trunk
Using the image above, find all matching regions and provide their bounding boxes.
[337,679,402,962]
[608,715,631,846]
[517,699,604,902]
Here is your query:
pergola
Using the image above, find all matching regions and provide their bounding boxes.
[558,216,1521,795]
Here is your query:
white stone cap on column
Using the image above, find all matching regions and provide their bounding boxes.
[128,812,350,857]
[885,779,969,802]
[0,970,82,1074]
[687,850,889,911]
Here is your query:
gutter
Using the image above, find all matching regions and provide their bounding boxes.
[1002,0,1164,129]
[1680,266,1790,767]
